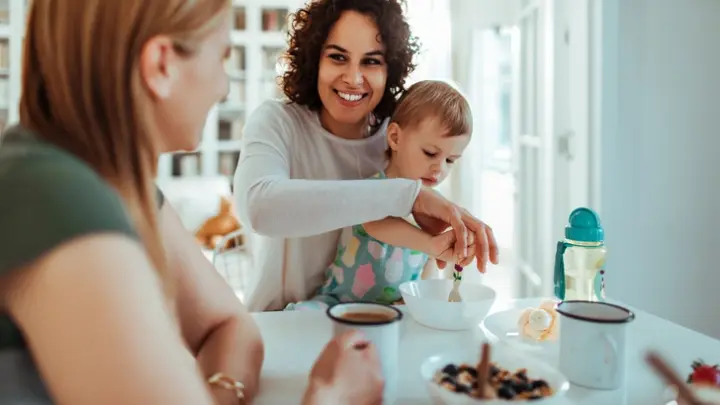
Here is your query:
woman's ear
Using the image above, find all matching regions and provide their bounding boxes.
[139,35,179,100]
[387,122,402,153]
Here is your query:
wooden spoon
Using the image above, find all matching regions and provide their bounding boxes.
[646,351,707,405]
[475,343,491,399]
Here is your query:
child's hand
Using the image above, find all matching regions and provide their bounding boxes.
[431,230,478,266]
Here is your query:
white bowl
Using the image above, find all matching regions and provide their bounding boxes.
[399,279,496,331]
[420,347,570,404]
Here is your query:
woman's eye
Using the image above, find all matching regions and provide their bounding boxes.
[446,159,455,164]
[423,150,436,158]
[329,53,347,62]
[363,58,382,65]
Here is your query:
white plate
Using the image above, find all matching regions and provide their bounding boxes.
[481,308,560,358]
[662,385,720,405]
[420,347,569,404]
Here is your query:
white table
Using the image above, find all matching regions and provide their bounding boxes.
[252,298,720,404]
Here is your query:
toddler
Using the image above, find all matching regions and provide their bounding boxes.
[285,80,473,311]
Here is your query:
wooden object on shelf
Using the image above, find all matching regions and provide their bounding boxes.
[195,196,243,250]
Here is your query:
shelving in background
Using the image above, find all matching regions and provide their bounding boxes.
[172,152,203,177]
[0,0,25,136]
[261,46,285,99]
[233,6,246,31]
[218,151,241,177]
[0,0,301,178]
[156,0,301,181]
[261,8,289,32]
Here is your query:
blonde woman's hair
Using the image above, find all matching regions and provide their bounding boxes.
[392,80,473,136]
[20,0,231,292]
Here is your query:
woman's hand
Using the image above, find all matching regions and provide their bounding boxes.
[412,187,499,272]
[302,331,384,405]
[430,230,477,265]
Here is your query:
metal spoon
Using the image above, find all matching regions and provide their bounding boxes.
[448,264,463,302]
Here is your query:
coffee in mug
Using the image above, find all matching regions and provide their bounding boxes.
[338,311,396,323]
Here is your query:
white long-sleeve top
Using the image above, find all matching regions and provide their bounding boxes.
[233,100,422,311]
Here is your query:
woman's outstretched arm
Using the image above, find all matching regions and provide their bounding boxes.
[233,102,421,238]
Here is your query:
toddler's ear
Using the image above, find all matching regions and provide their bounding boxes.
[387,122,402,152]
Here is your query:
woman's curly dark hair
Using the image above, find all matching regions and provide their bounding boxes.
[281,0,420,124]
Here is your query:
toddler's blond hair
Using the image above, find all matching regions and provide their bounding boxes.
[392,80,472,136]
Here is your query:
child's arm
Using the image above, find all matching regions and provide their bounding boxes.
[362,217,445,257]
[363,218,478,265]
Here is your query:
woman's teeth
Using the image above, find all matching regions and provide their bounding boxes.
[337,91,364,102]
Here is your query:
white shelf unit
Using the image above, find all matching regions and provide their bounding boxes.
[0,0,301,181]
[158,0,304,182]
[0,0,28,133]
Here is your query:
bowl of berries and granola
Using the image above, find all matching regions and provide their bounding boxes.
[420,343,569,404]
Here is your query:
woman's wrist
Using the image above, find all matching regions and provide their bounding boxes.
[207,372,247,405]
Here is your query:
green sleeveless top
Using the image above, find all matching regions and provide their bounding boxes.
[0,125,163,350]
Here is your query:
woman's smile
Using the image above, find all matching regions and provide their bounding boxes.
[334,89,369,107]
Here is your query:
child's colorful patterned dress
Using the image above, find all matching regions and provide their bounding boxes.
[285,172,428,311]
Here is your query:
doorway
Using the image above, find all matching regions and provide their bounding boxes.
[466,0,593,299]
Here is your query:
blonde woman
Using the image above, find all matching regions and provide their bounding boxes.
[0,1,383,404]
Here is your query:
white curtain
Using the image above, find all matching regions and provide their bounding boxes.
[405,0,453,85]
[403,0,455,198]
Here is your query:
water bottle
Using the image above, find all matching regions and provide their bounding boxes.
[553,207,606,301]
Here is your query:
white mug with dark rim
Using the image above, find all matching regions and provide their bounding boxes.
[556,300,635,390]
[327,302,403,405]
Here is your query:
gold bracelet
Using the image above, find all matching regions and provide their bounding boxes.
[208,372,245,401]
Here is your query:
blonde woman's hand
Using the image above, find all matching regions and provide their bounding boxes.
[302,331,384,405]
[412,187,499,272]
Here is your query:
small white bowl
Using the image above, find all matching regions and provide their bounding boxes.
[399,279,496,331]
[420,347,570,404]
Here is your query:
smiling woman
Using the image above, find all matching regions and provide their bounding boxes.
[281,0,417,139]
[233,0,499,313]
[315,11,389,138]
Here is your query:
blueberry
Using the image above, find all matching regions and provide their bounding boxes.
[531,380,549,389]
[442,364,459,376]
[489,365,501,376]
[510,381,533,393]
[515,370,528,381]
[497,386,516,399]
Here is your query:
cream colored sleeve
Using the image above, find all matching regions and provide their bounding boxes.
[233,102,421,238]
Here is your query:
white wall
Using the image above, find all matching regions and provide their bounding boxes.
[594,0,720,338]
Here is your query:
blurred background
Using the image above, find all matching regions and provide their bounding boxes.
[2,0,719,338]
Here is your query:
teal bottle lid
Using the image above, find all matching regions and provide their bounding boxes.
[565,207,604,242]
